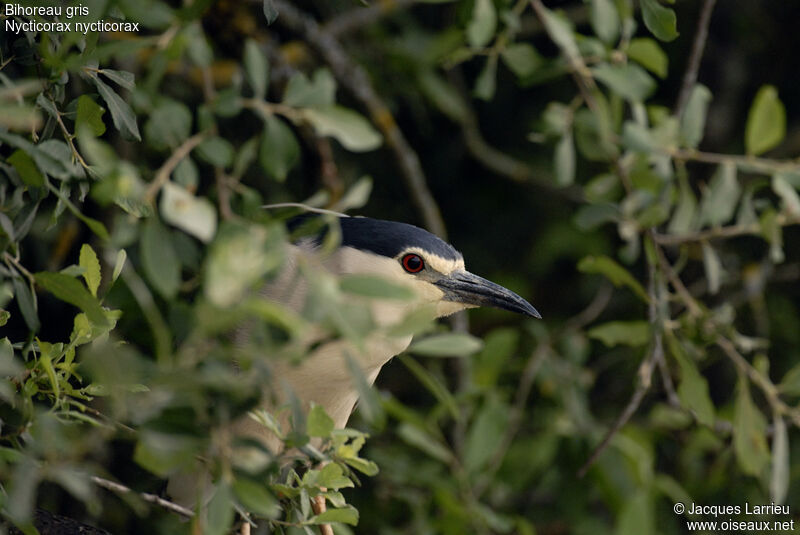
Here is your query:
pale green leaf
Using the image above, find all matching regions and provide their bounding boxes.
[233,478,280,518]
[554,132,575,186]
[500,43,543,78]
[588,321,650,347]
[772,173,800,216]
[745,85,786,156]
[733,378,770,476]
[301,106,382,152]
[770,415,789,505]
[592,63,656,102]
[680,84,712,148]
[409,333,483,357]
[310,506,359,526]
[700,162,740,226]
[627,38,667,78]
[590,0,619,44]
[466,0,496,48]
[307,404,334,438]
[79,244,102,297]
[340,274,414,300]
[701,242,722,295]
[160,182,217,243]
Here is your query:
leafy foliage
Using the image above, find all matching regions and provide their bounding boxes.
[2,1,800,534]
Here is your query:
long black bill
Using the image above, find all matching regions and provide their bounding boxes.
[434,270,541,319]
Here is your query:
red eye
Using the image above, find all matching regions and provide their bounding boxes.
[401,253,424,273]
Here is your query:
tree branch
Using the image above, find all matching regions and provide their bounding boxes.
[269,0,447,238]
[324,0,417,37]
[144,131,209,204]
[91,476,195,519]
[674,0,717,117]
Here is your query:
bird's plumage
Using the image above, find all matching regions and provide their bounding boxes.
[168,214,538,507]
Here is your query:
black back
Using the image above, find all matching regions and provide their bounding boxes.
[289,215,461,261]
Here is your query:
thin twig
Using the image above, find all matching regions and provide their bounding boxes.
[268,0,447,238]
[474,344,547,497]
[91,476,195,518]
[50,98,89,170]
[529,0,599,113]
[143,131,209,203]
[716,336,800,428]
[670,148,800,174]
[674,0,717,117]
[215,168,234,220]
[654,244,703,317]
[324,0,417,37]
[653,214,800,246]
[577,240,662,477]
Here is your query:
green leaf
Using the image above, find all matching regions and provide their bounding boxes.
[590,0,620,44]
[79,244,101,297]
[197,136,234,168]
[473,56,497,101]
[34,272,109,328]
[11,277,39,332]
[90,75,141,141]
[396,423,453,463]
[7,149,44,187]
[577,255,648,301]
[779,363,800,396]
[339,274,414,300]
[263,0,278,25]
[538,6,580,60]
[677,84,712,149]
[283,70,336,108]
[301,106,382,152]
[745,85,786,156]
[772,173,800,216]
[770,415,789,504]
[701,242,722,295]
[243,39,269,100]
[733,378,770,476]
[592,63,656,102]
[233,478,280,518]
[588,321,650,347]
[307,404,334,438]
[160,182,217,243]
[668,336,715,427]
[399,355,460,420]
[259,115,300,181]
[310,506,359,526]
[700,162,740,226]
[204,222,285,307]
[760,209,784,263]
[206,484,235,535]
[75,95,106,138]
[316,463,354,490]
[466,0,496,49]
[464,397,508,473]
[0,310,9,327]
[500,43,543,78]
[627,38,667,78]
[112,249,127,283]
[640,0,678,42]
[344,352,385,426]
[100,69,135,90]
[408,332,483,357]
[554,132,575,186]
[144,100,192,151]
[140,217,181,299]
[417,70,469,122]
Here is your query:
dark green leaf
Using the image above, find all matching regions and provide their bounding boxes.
[640,0,678,42]
[7,149,44,187]
[197,136,234,168]
[90,75,141,141]
[233,478,280,518]
[76,95,106,137]
[464,397,508,473]
[244,39,269,100]
[500,43,543,78]
[34,272,109,328]
[577,255,648,301]
[259,115,300,181]
[206,484,235,535]
[100,69,135,90]
[669,336,715,426]
[473,56,497,101]
[283,70,336,108]
[733,378,770,476]
[396,423,453,463]
[140,217,181,299]
[12,277,39,332]
[144,100,192,151]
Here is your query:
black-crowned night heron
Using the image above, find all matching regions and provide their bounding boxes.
[169,214,539,505]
